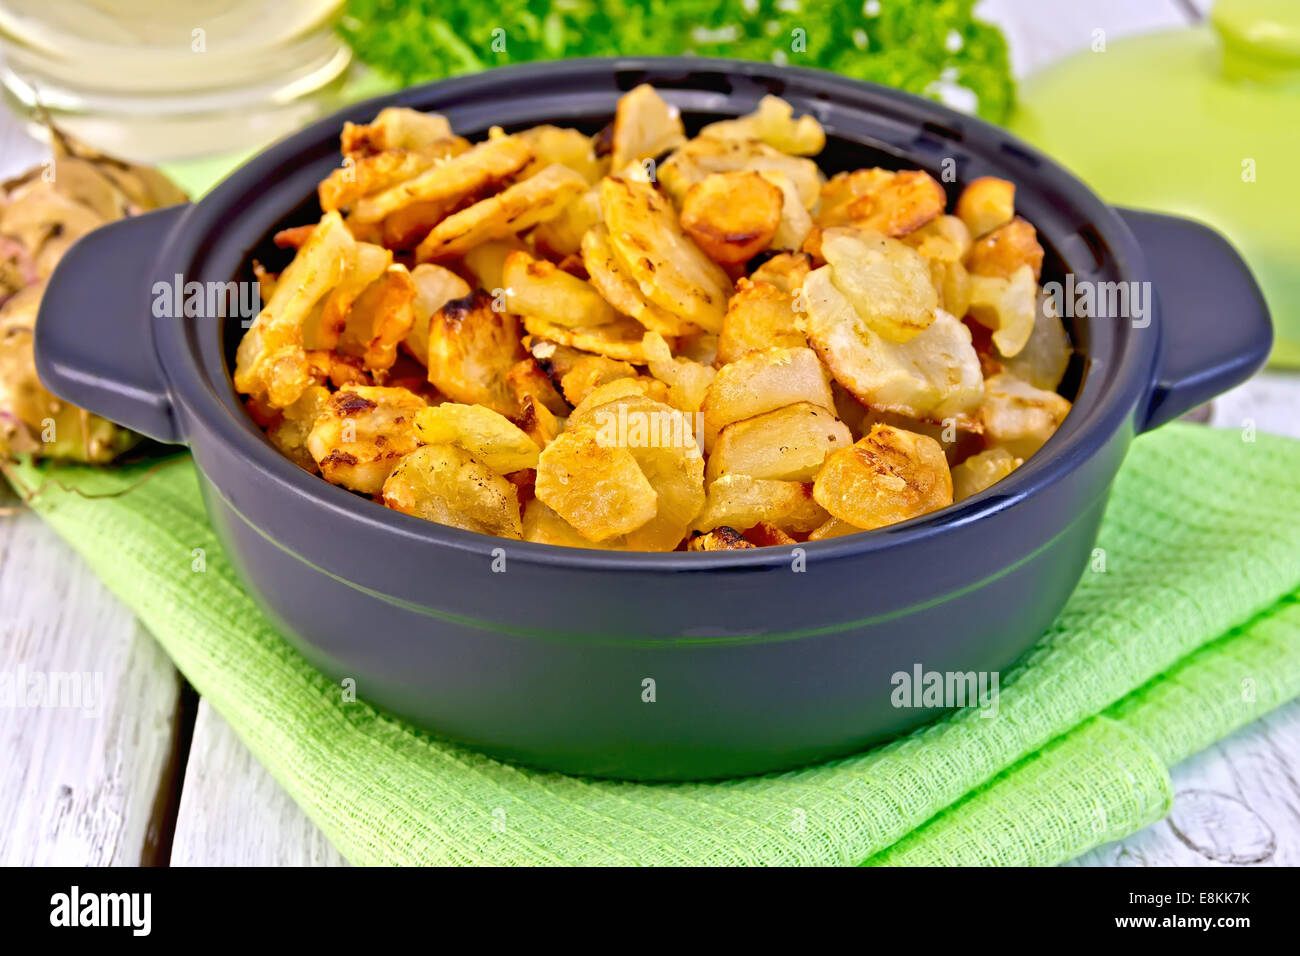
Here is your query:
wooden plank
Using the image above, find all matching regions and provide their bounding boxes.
[1073,697,1300,866]
[0,509,185,865]
[170,701,348,866]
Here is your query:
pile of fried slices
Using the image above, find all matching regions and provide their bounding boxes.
[235,85,1072,551]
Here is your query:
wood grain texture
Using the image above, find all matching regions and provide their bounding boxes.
[170,702,348,867]
[0,509,183,865]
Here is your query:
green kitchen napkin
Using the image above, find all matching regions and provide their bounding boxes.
[7,423,1300,866]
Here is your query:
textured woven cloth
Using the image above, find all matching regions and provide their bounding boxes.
[9,423,1300,865]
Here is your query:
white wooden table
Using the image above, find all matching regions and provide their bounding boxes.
[3,0,1297,866]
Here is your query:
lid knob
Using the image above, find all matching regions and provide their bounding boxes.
[1212,0,1300,82]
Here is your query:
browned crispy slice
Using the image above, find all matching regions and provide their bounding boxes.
[426,289,525,416]
[351,136,533,224]
[415,163,587,260]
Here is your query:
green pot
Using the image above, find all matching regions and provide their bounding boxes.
[1008,0,1300,366]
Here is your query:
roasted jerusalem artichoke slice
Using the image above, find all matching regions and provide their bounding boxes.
[659,134,823,210]
[535,423,658,542]
[351,135,531,224]
[820,228,938,344]
[706,402,852,483]
[701,346,833,448]
[679,171,784,266]
[426,289,525,416]
[609,83,687,172]
[812,424,953,530]
[382,444,523,539]
[801,265,983,422]
[306,385,427,494]
[955,176,1015,238]
[234,211,355,408]
[693,473,828,534]
[716,276,808,365]
[979,372,1072,458]
[403,263,471,366]
[502,250,616,329]
[414,403,541,474]
[951,447,1023,502]
[967,264,1037,358]
[580,224,697,337]
[416,163,587,260]
[522,498,625,549]
[337,264,416,374]
[698,95,826,156]
[341,107,454,158]
[965,217,1044,281]
[815,168,946,238]
[599,176,733,333]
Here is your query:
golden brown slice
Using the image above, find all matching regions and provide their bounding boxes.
[955,176,1015,238]
[701,346,833,448]
[303,241,392,352]
[978,372,1072,458]
[928,258,973,319]
[351,135,532,224]
[659,135,823,210]
[716,278,808,365]
[522,498,625,548]
[599,176,733,333]
[426,289,525,416]
[758,170,815,251]
[812,424,953,530]
[319,137,469,213]
[337,264,416,374]
[965,217,1044,281]
[533,185,602,259]
[522,313,656,363]
[901,214,972,263]
[801,265,983,422]
[687,528,756,551]
[815,168,946,238]
[951,447,1023,502]
[967,264,1037,358]
[820,228,938,343]
[580,224,698,336]
[1002,294,1072,390]
[679,171,784,266]
[535,423,658,541]
[502,250,616,328]
[382,444,523,538]
[306,385,427,494]
[516,394,563,448]
[414,403,541,474]
[266,385,331,472]
[341,107,455,157]
[559,354,637,406]
[642,331,716,413]
[462,237,527,293]
[706,402,852,483]
[507,357,570,415]
[698,95,826,156]
[567,377,671,424]
[417,163,588,260]
[693,474,829,534]
[750,251,812,293]
[609,84,687,171]
[403,263,471,366]
[516,124,606,183]
[234,211,354,408]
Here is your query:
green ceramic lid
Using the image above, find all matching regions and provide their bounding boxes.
[1008,0,1300,366]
